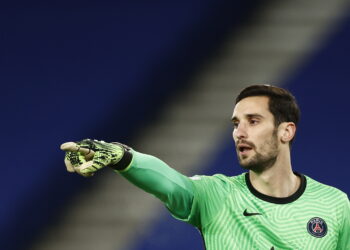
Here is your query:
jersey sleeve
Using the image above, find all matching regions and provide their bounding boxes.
[117,151,195,220]
[183,174,230,228]
[336,193,350,249]
[117,151,230,229]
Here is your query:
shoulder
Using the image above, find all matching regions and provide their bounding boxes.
[189,173,247,191]
[304,175,349,205]
[190,172,245,182]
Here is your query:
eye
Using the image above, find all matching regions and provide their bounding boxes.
[232,121,239,129]
[249,119,259,125]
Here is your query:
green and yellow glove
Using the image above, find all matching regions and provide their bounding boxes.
[60,139,133,177]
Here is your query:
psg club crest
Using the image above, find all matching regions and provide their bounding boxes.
[307,217,327,238]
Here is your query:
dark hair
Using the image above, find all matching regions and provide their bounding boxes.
[235,84,300,143]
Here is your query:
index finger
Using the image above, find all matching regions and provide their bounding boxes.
[60,142,94,158]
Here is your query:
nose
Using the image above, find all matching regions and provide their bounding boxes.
[233,123,248,140]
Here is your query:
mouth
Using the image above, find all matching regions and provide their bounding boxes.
[237,144,253,155]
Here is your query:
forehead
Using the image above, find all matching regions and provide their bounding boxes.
[232,96,271,119]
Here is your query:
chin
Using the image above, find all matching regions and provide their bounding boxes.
[240,163,263,172]
[238,159,251,169]
[240,155,277,173]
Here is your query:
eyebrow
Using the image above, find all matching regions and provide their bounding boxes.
[231,113,264,121]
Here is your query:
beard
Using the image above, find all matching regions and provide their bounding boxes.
[236,129,279,173]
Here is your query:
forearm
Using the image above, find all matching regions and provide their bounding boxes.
[61,140,194,219]
[117,151,194,219]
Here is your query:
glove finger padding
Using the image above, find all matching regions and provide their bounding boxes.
[65,151,94,177]
[77,139,127,169]
[77,161,96,176]
[65,151,86,171]
[75,165,95,178]
[62,139,133,176]
[65,157,75,173]
[77,151,107,174]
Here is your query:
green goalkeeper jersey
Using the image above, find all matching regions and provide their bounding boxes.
[119,152,350,250]
[181,173,349,250]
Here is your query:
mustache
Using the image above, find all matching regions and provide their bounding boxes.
[236,140,255,149]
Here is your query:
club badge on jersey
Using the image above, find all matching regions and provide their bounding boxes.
[307,217,327,238]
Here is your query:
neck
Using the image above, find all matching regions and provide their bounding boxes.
[249,153,300,198]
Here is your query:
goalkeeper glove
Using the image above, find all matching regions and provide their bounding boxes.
[61,139,133,177]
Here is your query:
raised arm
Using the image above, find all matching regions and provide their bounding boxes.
[60,139,194,220]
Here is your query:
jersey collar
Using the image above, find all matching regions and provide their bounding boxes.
[245,172,306,204]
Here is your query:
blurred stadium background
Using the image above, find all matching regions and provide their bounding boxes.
[1,0,350,249]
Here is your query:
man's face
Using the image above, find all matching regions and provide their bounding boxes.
[232,96,279,172]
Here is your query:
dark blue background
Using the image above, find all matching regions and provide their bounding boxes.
[0,1,260,249]
[1,1,349,249]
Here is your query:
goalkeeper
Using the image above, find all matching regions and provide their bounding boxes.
[61,85,349,250]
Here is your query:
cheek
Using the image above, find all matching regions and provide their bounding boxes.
[232,129,238,141]
[254,129,276,150]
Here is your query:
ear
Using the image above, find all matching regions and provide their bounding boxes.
[278,122,296,144]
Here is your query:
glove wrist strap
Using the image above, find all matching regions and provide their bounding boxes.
[109,143,133,171]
